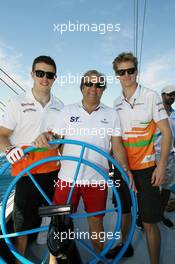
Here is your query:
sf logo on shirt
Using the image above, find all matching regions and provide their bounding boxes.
[70,116,80,122]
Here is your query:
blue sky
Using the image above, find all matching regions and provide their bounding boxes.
[0,0,175,108]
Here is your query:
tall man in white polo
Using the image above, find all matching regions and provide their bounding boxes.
[0,56,63,262]
[107,52,172,264]
[34,70,135,264]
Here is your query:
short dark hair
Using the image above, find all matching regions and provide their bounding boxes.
[32,55,57,73]
[80,70,106,91]
[113,52,138,72]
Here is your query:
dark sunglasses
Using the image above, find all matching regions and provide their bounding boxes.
[84,82,105,89]
[34,70,56,80]
[116,67,136,76]
[167,91,175,97]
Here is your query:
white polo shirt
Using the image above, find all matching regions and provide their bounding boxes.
[42,102,121,184]
[113,85,168,170]
[154,110,175,153]
[0,89,64,146]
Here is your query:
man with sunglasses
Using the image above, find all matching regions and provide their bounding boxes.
[34,69,135,263]
[154,85,175,229]
[106,52,172,264]
[0,55,64,262]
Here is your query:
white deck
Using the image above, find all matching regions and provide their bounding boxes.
[25,188,175,264]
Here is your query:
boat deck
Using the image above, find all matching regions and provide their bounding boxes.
[25,189,175,264]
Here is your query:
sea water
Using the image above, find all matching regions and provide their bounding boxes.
[0,155,12,203]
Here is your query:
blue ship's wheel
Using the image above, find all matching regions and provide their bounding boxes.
[0,139,137,264]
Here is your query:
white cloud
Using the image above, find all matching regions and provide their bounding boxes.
[139,55,175,92]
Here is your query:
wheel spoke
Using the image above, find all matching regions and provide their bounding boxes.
[0,225,49,238]
[27,170,52,205]
[67,145,86,204]
[0,139,137,264]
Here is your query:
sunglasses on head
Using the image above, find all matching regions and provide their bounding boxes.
[84,81,105,89]
[116,67,136,76]
[34,70,56,80]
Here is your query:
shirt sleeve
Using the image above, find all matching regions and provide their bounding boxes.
[170,112,175,139]
[152,92,168,123]
[0,99,18,130]
[111,109,122,137]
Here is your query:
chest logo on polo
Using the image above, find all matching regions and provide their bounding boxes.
[70,116,81,122]
[100,118,109,124]
[23,108,36,113]
[21,103,35,107]
[21,102,36,113]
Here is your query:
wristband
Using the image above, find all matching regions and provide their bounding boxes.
[4,145,16,154]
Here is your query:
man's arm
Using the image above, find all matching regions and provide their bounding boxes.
[0,126,24,163]
[152,119,172,186]
[111,136,136,192]
[0,126,14,152]
[33,132,60,149]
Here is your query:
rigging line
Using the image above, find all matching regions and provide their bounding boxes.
[0,106,4,112]
[138,0,147,85]
[0,68,25,92]
[0,101,6,107]
[133,0,136,54]
[135,0,139,57]
[0,78,19,95]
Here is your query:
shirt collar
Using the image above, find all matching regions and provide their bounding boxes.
[78,101,105,111]
[120,84,141,102]
[26,89,53,106]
